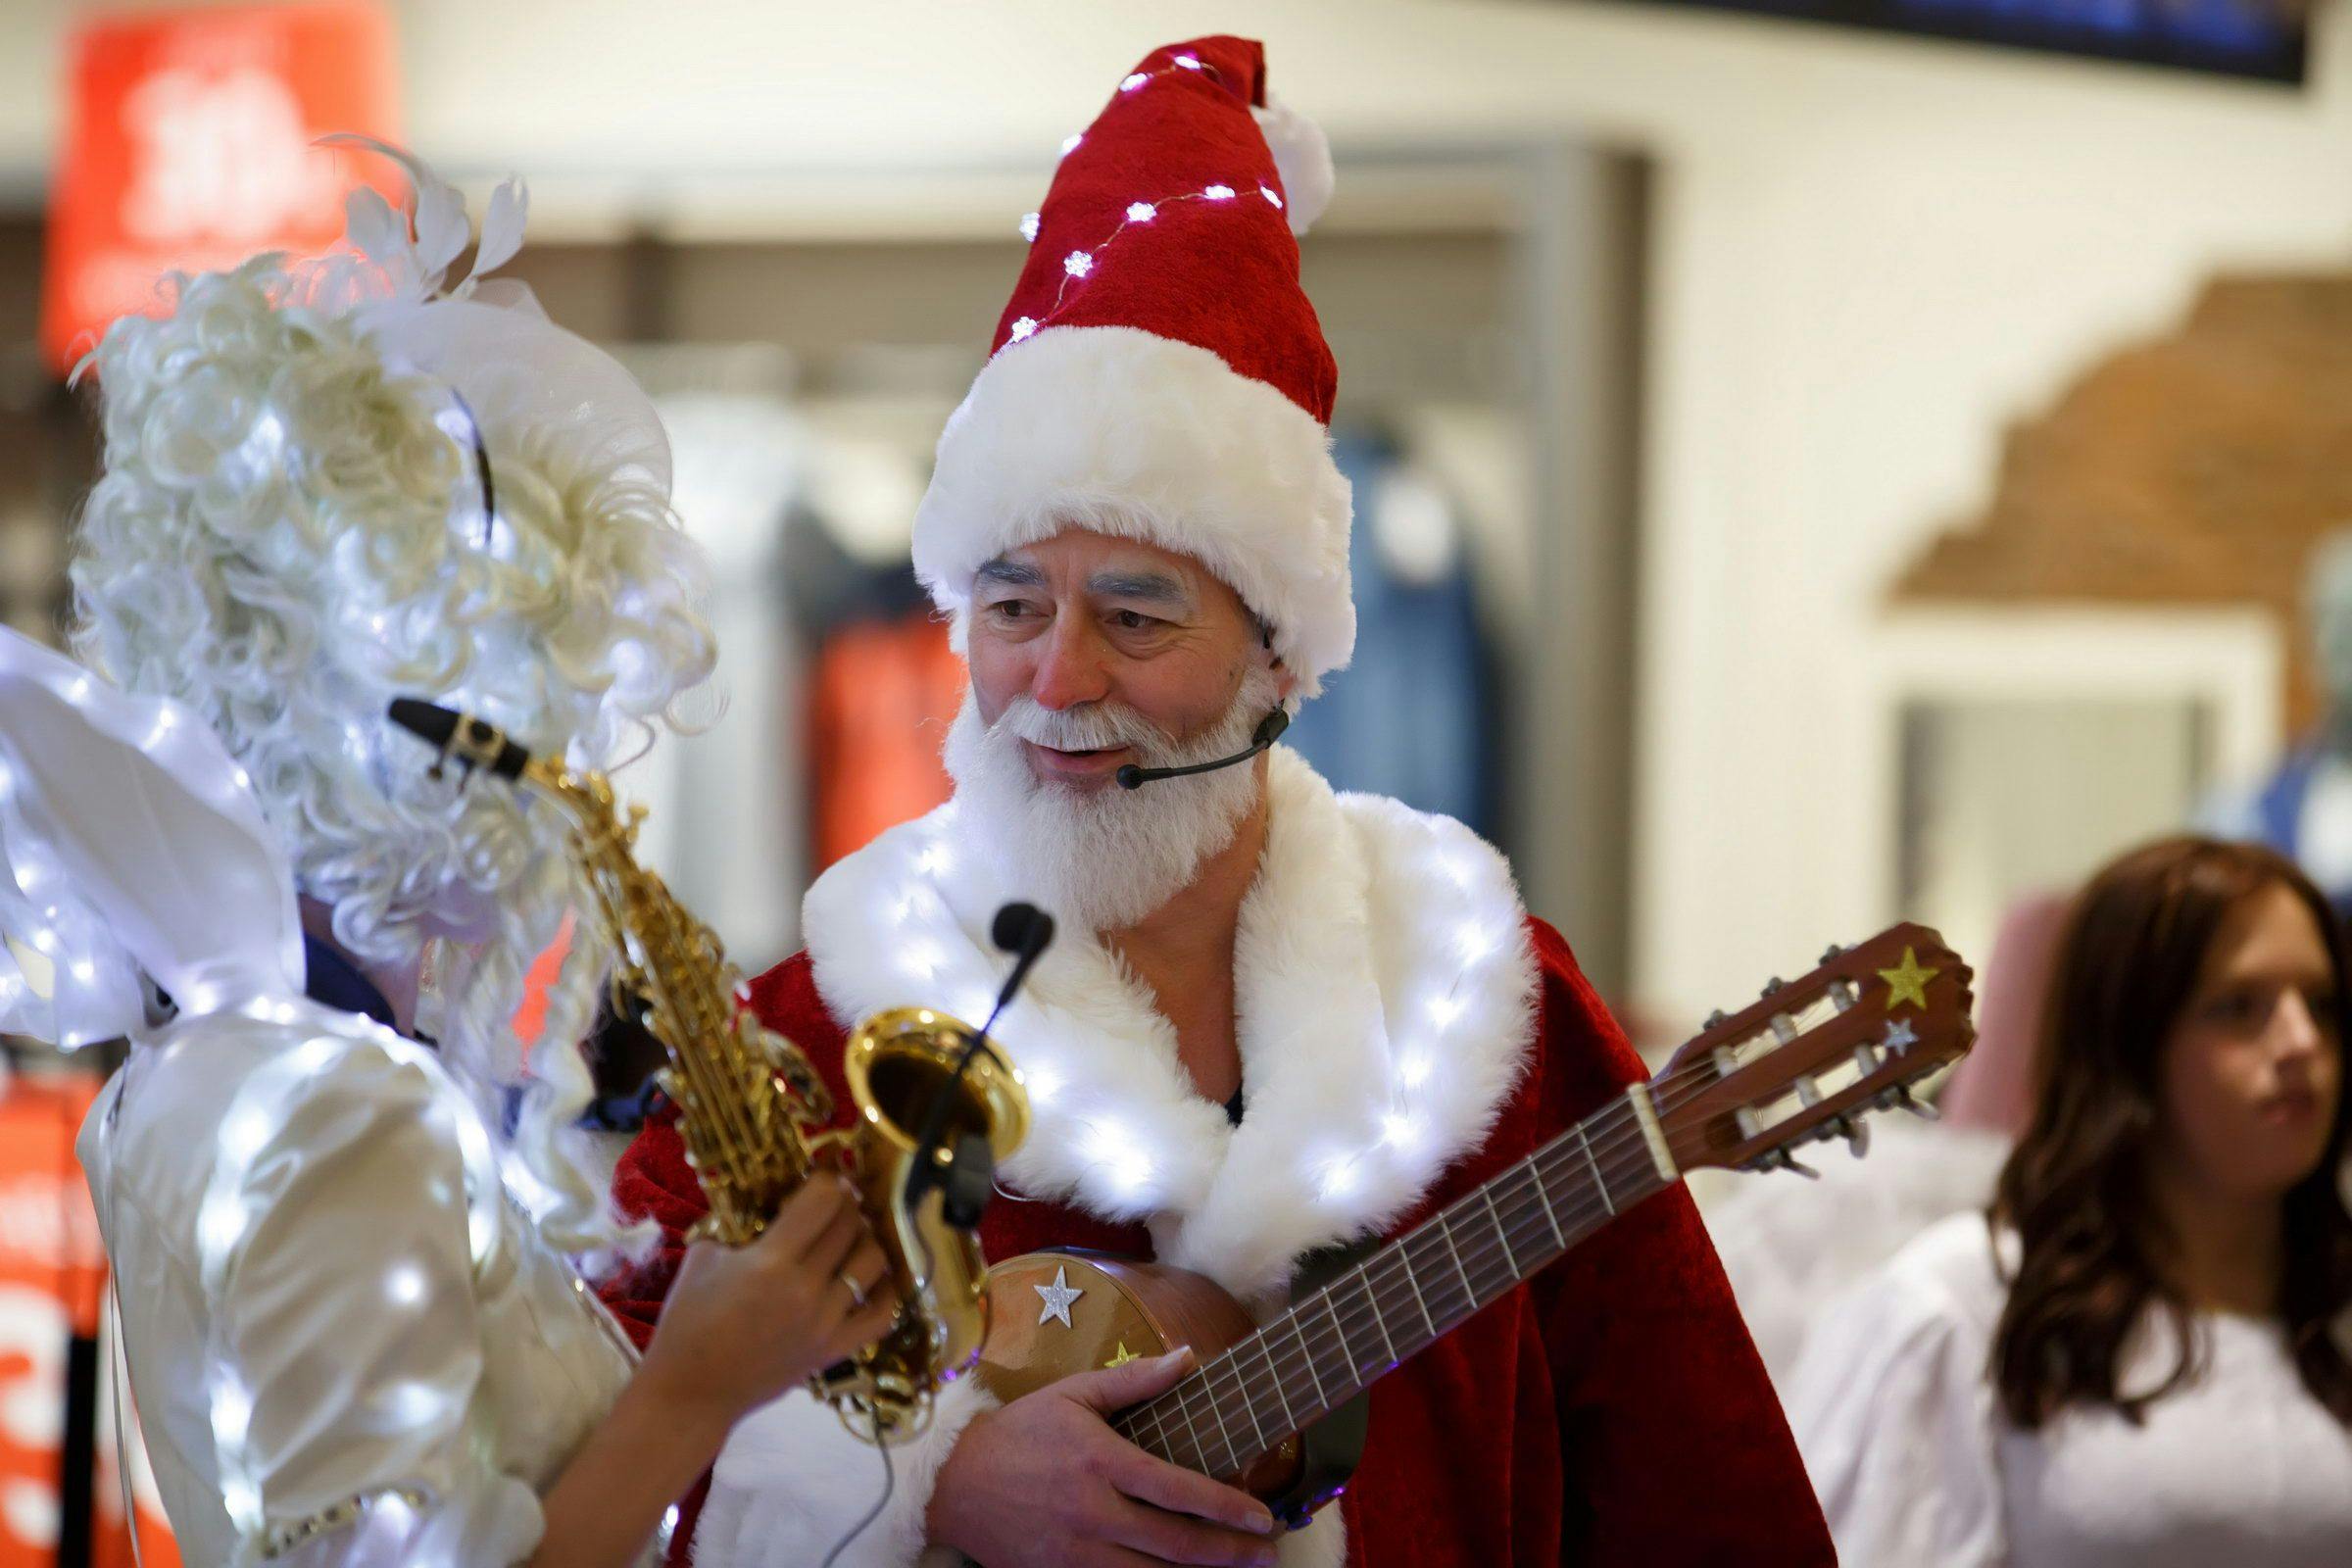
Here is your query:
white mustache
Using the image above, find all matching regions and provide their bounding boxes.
[996,696,1168,754]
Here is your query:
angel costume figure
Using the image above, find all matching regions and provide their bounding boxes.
[31,148,897,1568]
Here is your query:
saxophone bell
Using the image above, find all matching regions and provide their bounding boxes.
[822,1006,1032,1442]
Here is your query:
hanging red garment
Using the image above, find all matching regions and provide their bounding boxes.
[807,612,964,870]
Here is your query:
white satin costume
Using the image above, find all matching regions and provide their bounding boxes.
[0,628,646,1568]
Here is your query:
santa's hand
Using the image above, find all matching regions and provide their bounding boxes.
[927,1348,1280,1566]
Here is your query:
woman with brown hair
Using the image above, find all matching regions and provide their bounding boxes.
[1789,836,2352,1566]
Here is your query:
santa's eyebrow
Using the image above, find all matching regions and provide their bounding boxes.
[1088,569,1191,607]
[975,558,1048,590]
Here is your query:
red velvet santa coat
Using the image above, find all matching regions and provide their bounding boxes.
[605,750,1832,1567]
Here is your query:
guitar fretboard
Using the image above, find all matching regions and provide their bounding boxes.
[1111,1086,1678,1477]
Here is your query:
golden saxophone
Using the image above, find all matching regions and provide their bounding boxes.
[389,701,1028,1444]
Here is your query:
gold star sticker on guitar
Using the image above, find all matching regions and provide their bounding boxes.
[1878,946,1937,1012]
[1103,1342,1142,1369]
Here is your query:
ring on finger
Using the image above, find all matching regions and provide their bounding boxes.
[837,1268,867,1309]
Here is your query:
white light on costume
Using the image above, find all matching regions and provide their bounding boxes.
[1126,202,1155,222]
[208,1378,253,1447]
[220,1479,263,1530]
[198,1191,250,1259]
[1174,53,1203,70]
[916,839,956,877]
[293,1034,341,1074]
[904,941,945,982]
[1204,184,1236,202]
[68,958,94,986]
[380,1380,453,1428]
[385,1261,428,1306]
[1063,250,1094,279]
[1120,73,1150,91]
[1060,134,1084,157]
[1007,317,1039,343]
[1020,1063,1061,1105]
[220,1107,272,1163]
[1381,1113,1425,1153]
[64,676,92,706]
[1398,1053,1434,1089]
[0,760,14,798]
[1083,1121,1151,1199]
[1316,1153,1364,1201]
[1260,185,1284,210]
[1455,924,1498,965]
[1019,213,1041,242]
[1426,994,1464,1029]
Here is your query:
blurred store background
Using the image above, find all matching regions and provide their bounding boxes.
[0,0,2344,1559]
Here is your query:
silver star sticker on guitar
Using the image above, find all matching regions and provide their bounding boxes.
[1035,1264,1085,1328]
[1881,1018,1919,1054]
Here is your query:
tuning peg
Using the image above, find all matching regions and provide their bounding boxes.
[1819,943,1848,965]
[1704,1009,1728,1031]
[1837,1115,1871,1157]
[1875,1084,1940,1121]
[1772,1147,1820,1179]
[1761,976,1786,997]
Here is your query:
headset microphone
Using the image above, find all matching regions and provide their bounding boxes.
[1115,708,1291,791]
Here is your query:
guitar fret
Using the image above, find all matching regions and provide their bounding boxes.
[1134,1402,1168,1463]
[1354,1272,1398,1368]
[1575,1121,1615,1216]
[1256,1335,1295,1436]
[1232,1363,1270,1457]
[1441,1218,1477,1306]
[1169,1384,1206,1472]
[1530,1156,1566,1248]
[1203,1371,1243,1475]
[1294,1318,1327,1408]
[1391,1246,1437,1341]
[1482,1186,1517,1276]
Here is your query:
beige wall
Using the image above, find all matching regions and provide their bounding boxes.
[7,0,2352,1023]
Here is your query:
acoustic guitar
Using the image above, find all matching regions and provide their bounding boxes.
[974,922,1974,1526]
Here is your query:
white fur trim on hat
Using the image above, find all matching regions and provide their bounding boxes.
[1252,94,1334,236]
[910,325,1355,695]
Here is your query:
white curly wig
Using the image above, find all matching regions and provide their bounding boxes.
[68,146,714,1260]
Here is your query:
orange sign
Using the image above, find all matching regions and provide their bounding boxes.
[0,1073,175,1565]
[41,1,403,374]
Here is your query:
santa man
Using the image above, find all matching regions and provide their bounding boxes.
[604,36,1831,1568]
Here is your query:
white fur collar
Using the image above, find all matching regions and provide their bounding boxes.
[804,748,1539,1304]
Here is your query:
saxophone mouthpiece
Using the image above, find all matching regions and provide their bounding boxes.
[386,698,534,782]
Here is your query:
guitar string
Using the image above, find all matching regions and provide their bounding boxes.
[1114,1040,1823,1458]
[1113,1001,1947,1469]
[1114,1124,1657,1469]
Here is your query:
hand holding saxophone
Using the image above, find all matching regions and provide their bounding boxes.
[642,1176,905,1431]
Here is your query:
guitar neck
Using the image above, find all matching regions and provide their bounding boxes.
[1113,1082,1681,1477]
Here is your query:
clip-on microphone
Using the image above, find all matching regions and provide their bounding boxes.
[1115,708,1290,791]
[903,902,1055,1229]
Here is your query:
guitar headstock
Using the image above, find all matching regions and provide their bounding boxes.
[1655,923,1975,1177]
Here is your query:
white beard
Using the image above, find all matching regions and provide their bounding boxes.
[942,667,1280,934]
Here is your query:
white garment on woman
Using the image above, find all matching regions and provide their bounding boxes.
[79,997,646,1568]
[1789,1211,2352,1568]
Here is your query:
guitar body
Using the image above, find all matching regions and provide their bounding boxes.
[968,926,1978,1536]
[977,1250,1355,1518]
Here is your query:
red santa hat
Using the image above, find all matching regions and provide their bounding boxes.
[910,36,1354,693]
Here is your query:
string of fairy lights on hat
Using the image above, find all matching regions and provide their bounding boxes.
[1002,49,1292,350]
